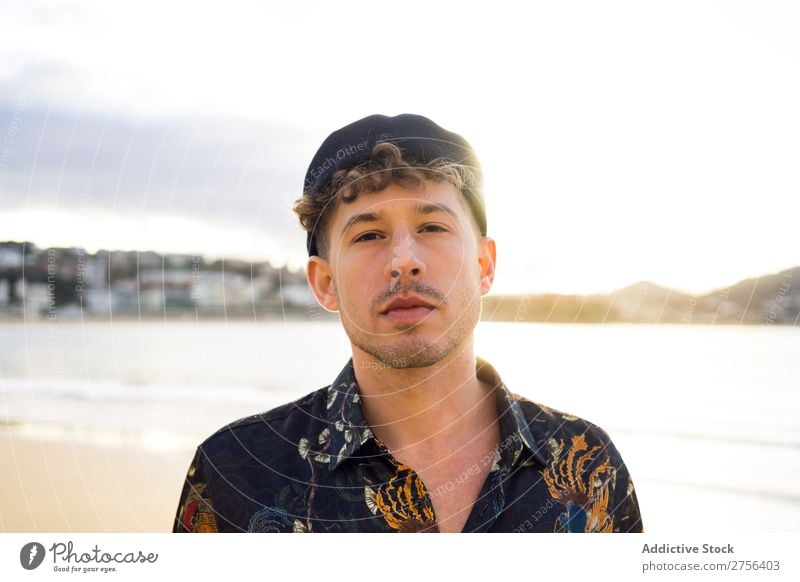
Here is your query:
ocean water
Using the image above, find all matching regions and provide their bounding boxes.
[1,320,798,532]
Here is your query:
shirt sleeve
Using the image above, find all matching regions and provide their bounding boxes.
[173,446,220,533]
[605,441,644,533]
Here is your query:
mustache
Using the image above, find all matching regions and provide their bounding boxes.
[372,280,446,313]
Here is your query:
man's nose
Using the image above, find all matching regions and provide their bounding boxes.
[384,232,427,284]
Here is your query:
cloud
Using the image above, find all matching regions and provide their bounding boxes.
[0,76,321,262]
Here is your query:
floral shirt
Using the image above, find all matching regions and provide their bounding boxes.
[173,357,643,533]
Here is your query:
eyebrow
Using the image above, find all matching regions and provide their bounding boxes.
[417,202,459,221]
[340,202,459,237]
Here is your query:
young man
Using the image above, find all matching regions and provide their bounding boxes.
[174,114,644,533]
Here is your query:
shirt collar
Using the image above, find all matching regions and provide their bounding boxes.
[474,356,551,469]
[325,357,550,471]
[324,359,374,471]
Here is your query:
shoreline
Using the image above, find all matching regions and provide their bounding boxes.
[0,428,193,533]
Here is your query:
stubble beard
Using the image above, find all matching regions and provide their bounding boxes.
[337,282,482,370]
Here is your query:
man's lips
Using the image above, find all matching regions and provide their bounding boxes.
[379,295,438,325]
[380,295,436,314]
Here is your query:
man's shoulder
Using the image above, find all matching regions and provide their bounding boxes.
[197,384,331,450]
[508,392,621,460]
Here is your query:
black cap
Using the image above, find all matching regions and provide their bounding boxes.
[302,113,485,256]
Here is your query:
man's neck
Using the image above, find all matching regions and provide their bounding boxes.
[351,340,497,457]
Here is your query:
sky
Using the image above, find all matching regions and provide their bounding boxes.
[0,0,798,295]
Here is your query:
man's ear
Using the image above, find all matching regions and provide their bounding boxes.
[477,236,496,296]
[306,256,339,312]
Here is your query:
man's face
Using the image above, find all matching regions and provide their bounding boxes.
[306,180,496,368]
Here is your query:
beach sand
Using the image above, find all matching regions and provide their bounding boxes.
[4,425,800,533]
[0,427,194,532]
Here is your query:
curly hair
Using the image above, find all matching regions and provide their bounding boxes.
[292,141,484,260]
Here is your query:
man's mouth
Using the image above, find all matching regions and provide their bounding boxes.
[380,295,436,314]
[380,295,437,324]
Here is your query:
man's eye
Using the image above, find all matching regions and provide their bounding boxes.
[353,232,381,243]
[421,224,447,232]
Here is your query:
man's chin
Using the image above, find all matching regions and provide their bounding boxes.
[359,338,455,370]
[345,309,476,370]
